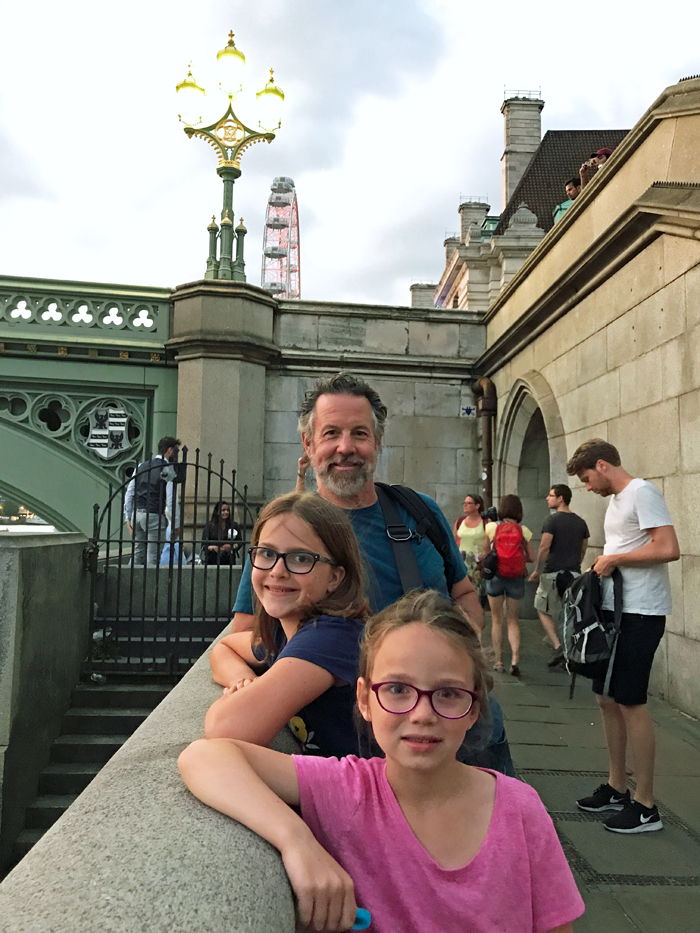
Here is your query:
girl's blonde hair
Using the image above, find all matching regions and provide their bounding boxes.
[251,492,369,656]
[359,590,491,718]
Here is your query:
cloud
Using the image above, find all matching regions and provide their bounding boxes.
[0,126,52,204]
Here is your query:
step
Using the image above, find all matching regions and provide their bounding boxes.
[12,829,45,860]
[51,734,129,764]
[38,764,102,796]
[71,684,170,709]
[90,651,201,677]
[24,795,78,829]
[61,708,151,735]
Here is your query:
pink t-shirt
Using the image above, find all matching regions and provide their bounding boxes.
[294,756,584,933]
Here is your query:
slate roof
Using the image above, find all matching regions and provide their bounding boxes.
[493,129,630,236]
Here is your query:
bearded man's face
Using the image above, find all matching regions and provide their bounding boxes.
[304,394,379,498]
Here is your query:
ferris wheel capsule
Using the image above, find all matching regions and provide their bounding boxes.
[261,177,300,299]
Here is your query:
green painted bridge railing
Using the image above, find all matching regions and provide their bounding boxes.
[0,274,173,350]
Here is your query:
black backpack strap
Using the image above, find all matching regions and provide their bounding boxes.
[375,483,451,560]
[374,484,424,593]
[602,568,624,697]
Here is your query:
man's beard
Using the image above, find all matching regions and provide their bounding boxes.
[311,452,376,498]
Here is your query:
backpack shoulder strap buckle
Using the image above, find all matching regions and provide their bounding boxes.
[386,523,414,543]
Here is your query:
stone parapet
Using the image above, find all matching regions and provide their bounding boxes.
[0,639,298,932]
[0,534,90,870]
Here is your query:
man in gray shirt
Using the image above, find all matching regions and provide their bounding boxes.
[529,484,589,668]
[566,439,679,834]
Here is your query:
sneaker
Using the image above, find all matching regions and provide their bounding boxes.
[548,646,565,668]
[577,783,630,812]
[604,800,663,833]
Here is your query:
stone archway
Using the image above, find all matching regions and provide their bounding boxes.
[495,370,567,501]
[494,371,567,618]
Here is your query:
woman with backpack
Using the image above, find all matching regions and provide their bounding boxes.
[480,495,535,676]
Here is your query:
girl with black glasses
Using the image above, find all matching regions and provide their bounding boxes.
[204,492,369,758]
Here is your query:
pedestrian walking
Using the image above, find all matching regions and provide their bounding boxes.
[566,439,679,833]
[481,495,535,677]
[453,493,487,598]
[528,484,589,667]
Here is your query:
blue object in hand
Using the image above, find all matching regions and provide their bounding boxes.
[352,908,371,930]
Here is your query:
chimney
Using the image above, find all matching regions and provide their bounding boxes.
[459,199,490,243]
[500,92,544,210]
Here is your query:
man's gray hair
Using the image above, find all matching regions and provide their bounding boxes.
[297,372,388,441]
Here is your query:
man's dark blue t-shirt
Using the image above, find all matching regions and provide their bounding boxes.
[252,614,364,759]
[234,493,467,615]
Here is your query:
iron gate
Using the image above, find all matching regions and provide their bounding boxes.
[86,446,257,679]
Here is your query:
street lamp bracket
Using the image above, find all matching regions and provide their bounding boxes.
[184,99,275,169]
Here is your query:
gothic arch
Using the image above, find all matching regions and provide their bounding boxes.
[495,370,567,499]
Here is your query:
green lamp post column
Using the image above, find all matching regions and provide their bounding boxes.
[232,218,247,282]
[176,33,285,282]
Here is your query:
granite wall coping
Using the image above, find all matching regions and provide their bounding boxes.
[0,639,298,933]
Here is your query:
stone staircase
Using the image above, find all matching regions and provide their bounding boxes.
[12,682,170,863]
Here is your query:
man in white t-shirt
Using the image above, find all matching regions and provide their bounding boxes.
[566,439,679,834]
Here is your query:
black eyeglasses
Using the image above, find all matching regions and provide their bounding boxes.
[370,681,478,719]
[249,546,337,575]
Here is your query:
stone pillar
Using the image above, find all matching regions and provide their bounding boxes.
[167,281,279,506]
[500,96,544,209]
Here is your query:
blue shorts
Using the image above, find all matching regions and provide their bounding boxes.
[485,575,526,600]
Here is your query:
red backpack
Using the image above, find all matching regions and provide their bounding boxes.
[493,522,526,578]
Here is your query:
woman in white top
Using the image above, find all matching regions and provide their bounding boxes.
[481,495,535,677]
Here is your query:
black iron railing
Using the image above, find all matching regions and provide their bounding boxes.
[87,446,257,679]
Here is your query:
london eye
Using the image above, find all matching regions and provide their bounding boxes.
[261,176,300,299]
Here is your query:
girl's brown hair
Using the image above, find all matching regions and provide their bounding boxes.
[251,492,369,656]
[358,590,492,720]
[498,494,523,523]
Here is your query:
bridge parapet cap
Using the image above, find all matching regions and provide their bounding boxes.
[0,642,298,930]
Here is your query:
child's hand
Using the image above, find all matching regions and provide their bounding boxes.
[282,837,357,932]
[222,676,257,697]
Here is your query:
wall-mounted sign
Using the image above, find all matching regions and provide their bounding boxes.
[84,406,131,460]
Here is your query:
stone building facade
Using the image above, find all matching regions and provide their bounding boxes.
[474,76,700,717]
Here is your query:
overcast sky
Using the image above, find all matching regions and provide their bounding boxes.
[1,1,698,306]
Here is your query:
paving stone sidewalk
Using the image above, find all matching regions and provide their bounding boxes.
[490,617,700,933]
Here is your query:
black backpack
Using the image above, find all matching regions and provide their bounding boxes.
[561,568,622,699]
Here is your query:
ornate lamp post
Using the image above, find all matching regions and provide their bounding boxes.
[176,32,285,281]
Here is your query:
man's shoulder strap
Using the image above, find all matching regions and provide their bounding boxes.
[374,483,450,560]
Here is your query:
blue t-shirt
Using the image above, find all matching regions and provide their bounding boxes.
[234,493,467,615]
[252,614,365,759]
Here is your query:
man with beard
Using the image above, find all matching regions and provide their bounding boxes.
[566,439,679,833]
[228,372,482,627]
[213,374,516,772]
